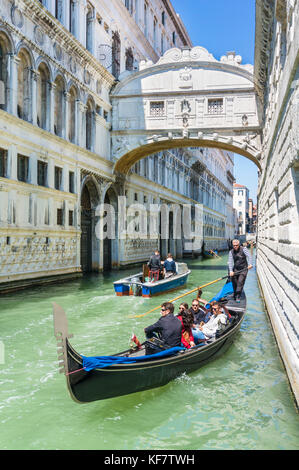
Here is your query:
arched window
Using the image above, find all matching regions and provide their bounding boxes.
[112,31,121,79]
[86,4,94,53]
[86,98,94,151]
[0,42,5,110]
[55,0,63,23]
[53,75,64,137]
[37,62,50,130]
[17,48,32,122]
[70,0,76,36]
[125,47,134,71]
[68,85,77,143]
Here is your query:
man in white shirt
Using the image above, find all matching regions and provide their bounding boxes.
[198,303,228,339]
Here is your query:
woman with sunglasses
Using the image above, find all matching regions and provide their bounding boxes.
[178,303,189,314]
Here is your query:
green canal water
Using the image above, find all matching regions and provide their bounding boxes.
[0,253,298,450]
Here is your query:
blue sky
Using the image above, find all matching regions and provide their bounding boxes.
[171,0,258,202]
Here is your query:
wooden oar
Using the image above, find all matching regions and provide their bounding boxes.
[128,268,249,319]
[210,250,221,258]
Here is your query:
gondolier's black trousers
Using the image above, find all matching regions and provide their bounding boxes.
[232,271,247,299]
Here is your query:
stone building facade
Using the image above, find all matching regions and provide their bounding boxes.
[233,183,249,236]
[0,0,234,287]
[255,0,299,404]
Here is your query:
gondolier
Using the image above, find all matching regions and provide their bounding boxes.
[228,239,253,302]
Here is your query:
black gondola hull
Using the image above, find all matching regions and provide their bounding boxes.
[66,313,243,403]
[53,293,246,403]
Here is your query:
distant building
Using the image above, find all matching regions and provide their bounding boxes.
[248,198,257,234]
[233,183,249,236]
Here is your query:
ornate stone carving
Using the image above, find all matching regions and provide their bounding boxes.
[178,67,193,89]
[96,79,102,94]
[34,25,45,46]
[69,56,77,74]
[53,42,62,61]
[84,69,91,85]
[11,5,24,28]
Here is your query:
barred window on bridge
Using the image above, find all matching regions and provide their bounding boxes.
[150,101,165,117]
[208,98,223,115]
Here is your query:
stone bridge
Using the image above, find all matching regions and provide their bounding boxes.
[111,47,262,174]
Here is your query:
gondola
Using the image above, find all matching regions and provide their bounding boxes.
[53,287,246,403]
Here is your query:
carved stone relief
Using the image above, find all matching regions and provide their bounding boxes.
[11,5,24,28]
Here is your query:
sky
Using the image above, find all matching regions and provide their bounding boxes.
[171,0,258,203]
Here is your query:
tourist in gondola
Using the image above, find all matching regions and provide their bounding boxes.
[189,298,210,325]
[163,253,177,278]
[144,302,182,353]
[190,298,210,345]
[198,302,228,339]
[147,249,162,282]
[177,302,189,315]
[177,309,195,349]
[228,239,253,302]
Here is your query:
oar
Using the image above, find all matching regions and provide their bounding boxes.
[128,268,249,319]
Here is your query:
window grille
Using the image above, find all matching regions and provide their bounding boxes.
[0,148,7,177]
[69,171,75,193]
[55,166,63,190]
[69,210,74,226]
[150,101,165,117]
[57,208,63,225]
[208,99,223,114]
[38,161,47,187]
[125,47,134,71]
[17,154,29,183]
[112,31,121,79]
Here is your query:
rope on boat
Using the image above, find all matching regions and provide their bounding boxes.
[65,367,86,376]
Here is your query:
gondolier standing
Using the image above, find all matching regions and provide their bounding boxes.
[228,240,253,302]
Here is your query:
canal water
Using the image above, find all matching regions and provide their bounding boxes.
[0,253,298,450]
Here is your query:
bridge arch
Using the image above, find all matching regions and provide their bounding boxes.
[111,47,262,175]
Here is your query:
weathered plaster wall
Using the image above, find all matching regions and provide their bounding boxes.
[255,0,299,405]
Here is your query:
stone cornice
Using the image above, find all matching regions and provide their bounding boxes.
[161,0,192,47]
[254,0,275,101]
[21,0,115,87]
[111,0,159,62]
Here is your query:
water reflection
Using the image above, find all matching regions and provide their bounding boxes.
[0,253,298,450]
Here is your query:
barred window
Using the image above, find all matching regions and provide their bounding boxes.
[125,47,134,71]
[0,148,7,177]
[57,208,63,225]
[17,154,29,183]
[69,210,74,226]
[38,161,48,187]
[55,166,63,190]
[150,101,165,117]
[69,171,75,193]
[208,99,223,114]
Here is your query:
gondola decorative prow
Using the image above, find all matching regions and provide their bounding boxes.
[53,303,73,376]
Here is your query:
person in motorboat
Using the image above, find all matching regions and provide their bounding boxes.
[147,249,162,282]
[163,253,177,278]
[144,302,182,354]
